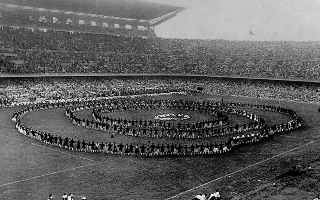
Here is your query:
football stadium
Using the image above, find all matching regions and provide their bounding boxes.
[1,0,320,200]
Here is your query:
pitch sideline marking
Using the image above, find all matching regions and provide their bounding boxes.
[165,139,317,200]
[1,94,318,193]
[0,92,187,188]
[1,127,318,192]
[0,161,99,188]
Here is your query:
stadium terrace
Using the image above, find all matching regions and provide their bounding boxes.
[0,0,183,38]
[1,1,320,200]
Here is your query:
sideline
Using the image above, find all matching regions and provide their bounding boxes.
[0,162,99,188]
[2,93,318,193]
[0,136,315,193]
[165,139,318,200]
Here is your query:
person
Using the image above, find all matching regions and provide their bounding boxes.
[81,196,87,200]
[207,192,221,200]
[67,193,74,200]
[62,193,68,200]
[47,193,53,200]
[192,194,206,200]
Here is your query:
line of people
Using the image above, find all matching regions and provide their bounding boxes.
[48,193,87,200]
[11,98,303,157]
[92,98,227,130]
[66,98,264,139]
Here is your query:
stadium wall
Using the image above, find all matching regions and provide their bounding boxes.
[0,73,319,86]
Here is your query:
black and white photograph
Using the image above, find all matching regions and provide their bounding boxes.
[0,0,320,199]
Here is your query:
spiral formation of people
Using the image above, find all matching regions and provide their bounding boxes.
[3,0,320,199]
[10,89,303,158]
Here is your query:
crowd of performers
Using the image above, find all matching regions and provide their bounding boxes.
[66,98,266,139]
[193,192,222,200]
[67,98,229,139]
[92,98,228,130]
[11,96,303,157]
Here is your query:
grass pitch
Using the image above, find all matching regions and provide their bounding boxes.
[0,94,319,200]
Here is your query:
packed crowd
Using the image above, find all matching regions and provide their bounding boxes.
[2,25,320,80]
[1,77,320,107]
[203,79,320,104]
[66,98,265,139]
[11,95,302,157]
[0,26,156,53]
[1,49,205,74]
[0,78,191,106]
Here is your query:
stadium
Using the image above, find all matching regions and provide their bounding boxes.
[1,0,320,200]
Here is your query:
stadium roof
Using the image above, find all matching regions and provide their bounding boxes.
[1,0,182,21]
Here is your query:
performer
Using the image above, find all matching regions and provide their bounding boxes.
[47,194,53,200]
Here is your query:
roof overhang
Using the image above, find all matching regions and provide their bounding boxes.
[149,7,184,26]
[0,0,181,21]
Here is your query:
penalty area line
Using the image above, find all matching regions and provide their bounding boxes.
[165,139,317,200]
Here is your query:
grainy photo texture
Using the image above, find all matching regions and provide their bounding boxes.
[0,0,320,200]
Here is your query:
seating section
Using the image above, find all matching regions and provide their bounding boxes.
[1,26,320,80]
[1,78,320,106]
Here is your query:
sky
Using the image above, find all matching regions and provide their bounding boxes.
[144,0,320,41]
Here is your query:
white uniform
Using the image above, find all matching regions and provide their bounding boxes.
[62,194,68,200]
[193,194,206,200]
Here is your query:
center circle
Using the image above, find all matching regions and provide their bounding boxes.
[154,113,191,121]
